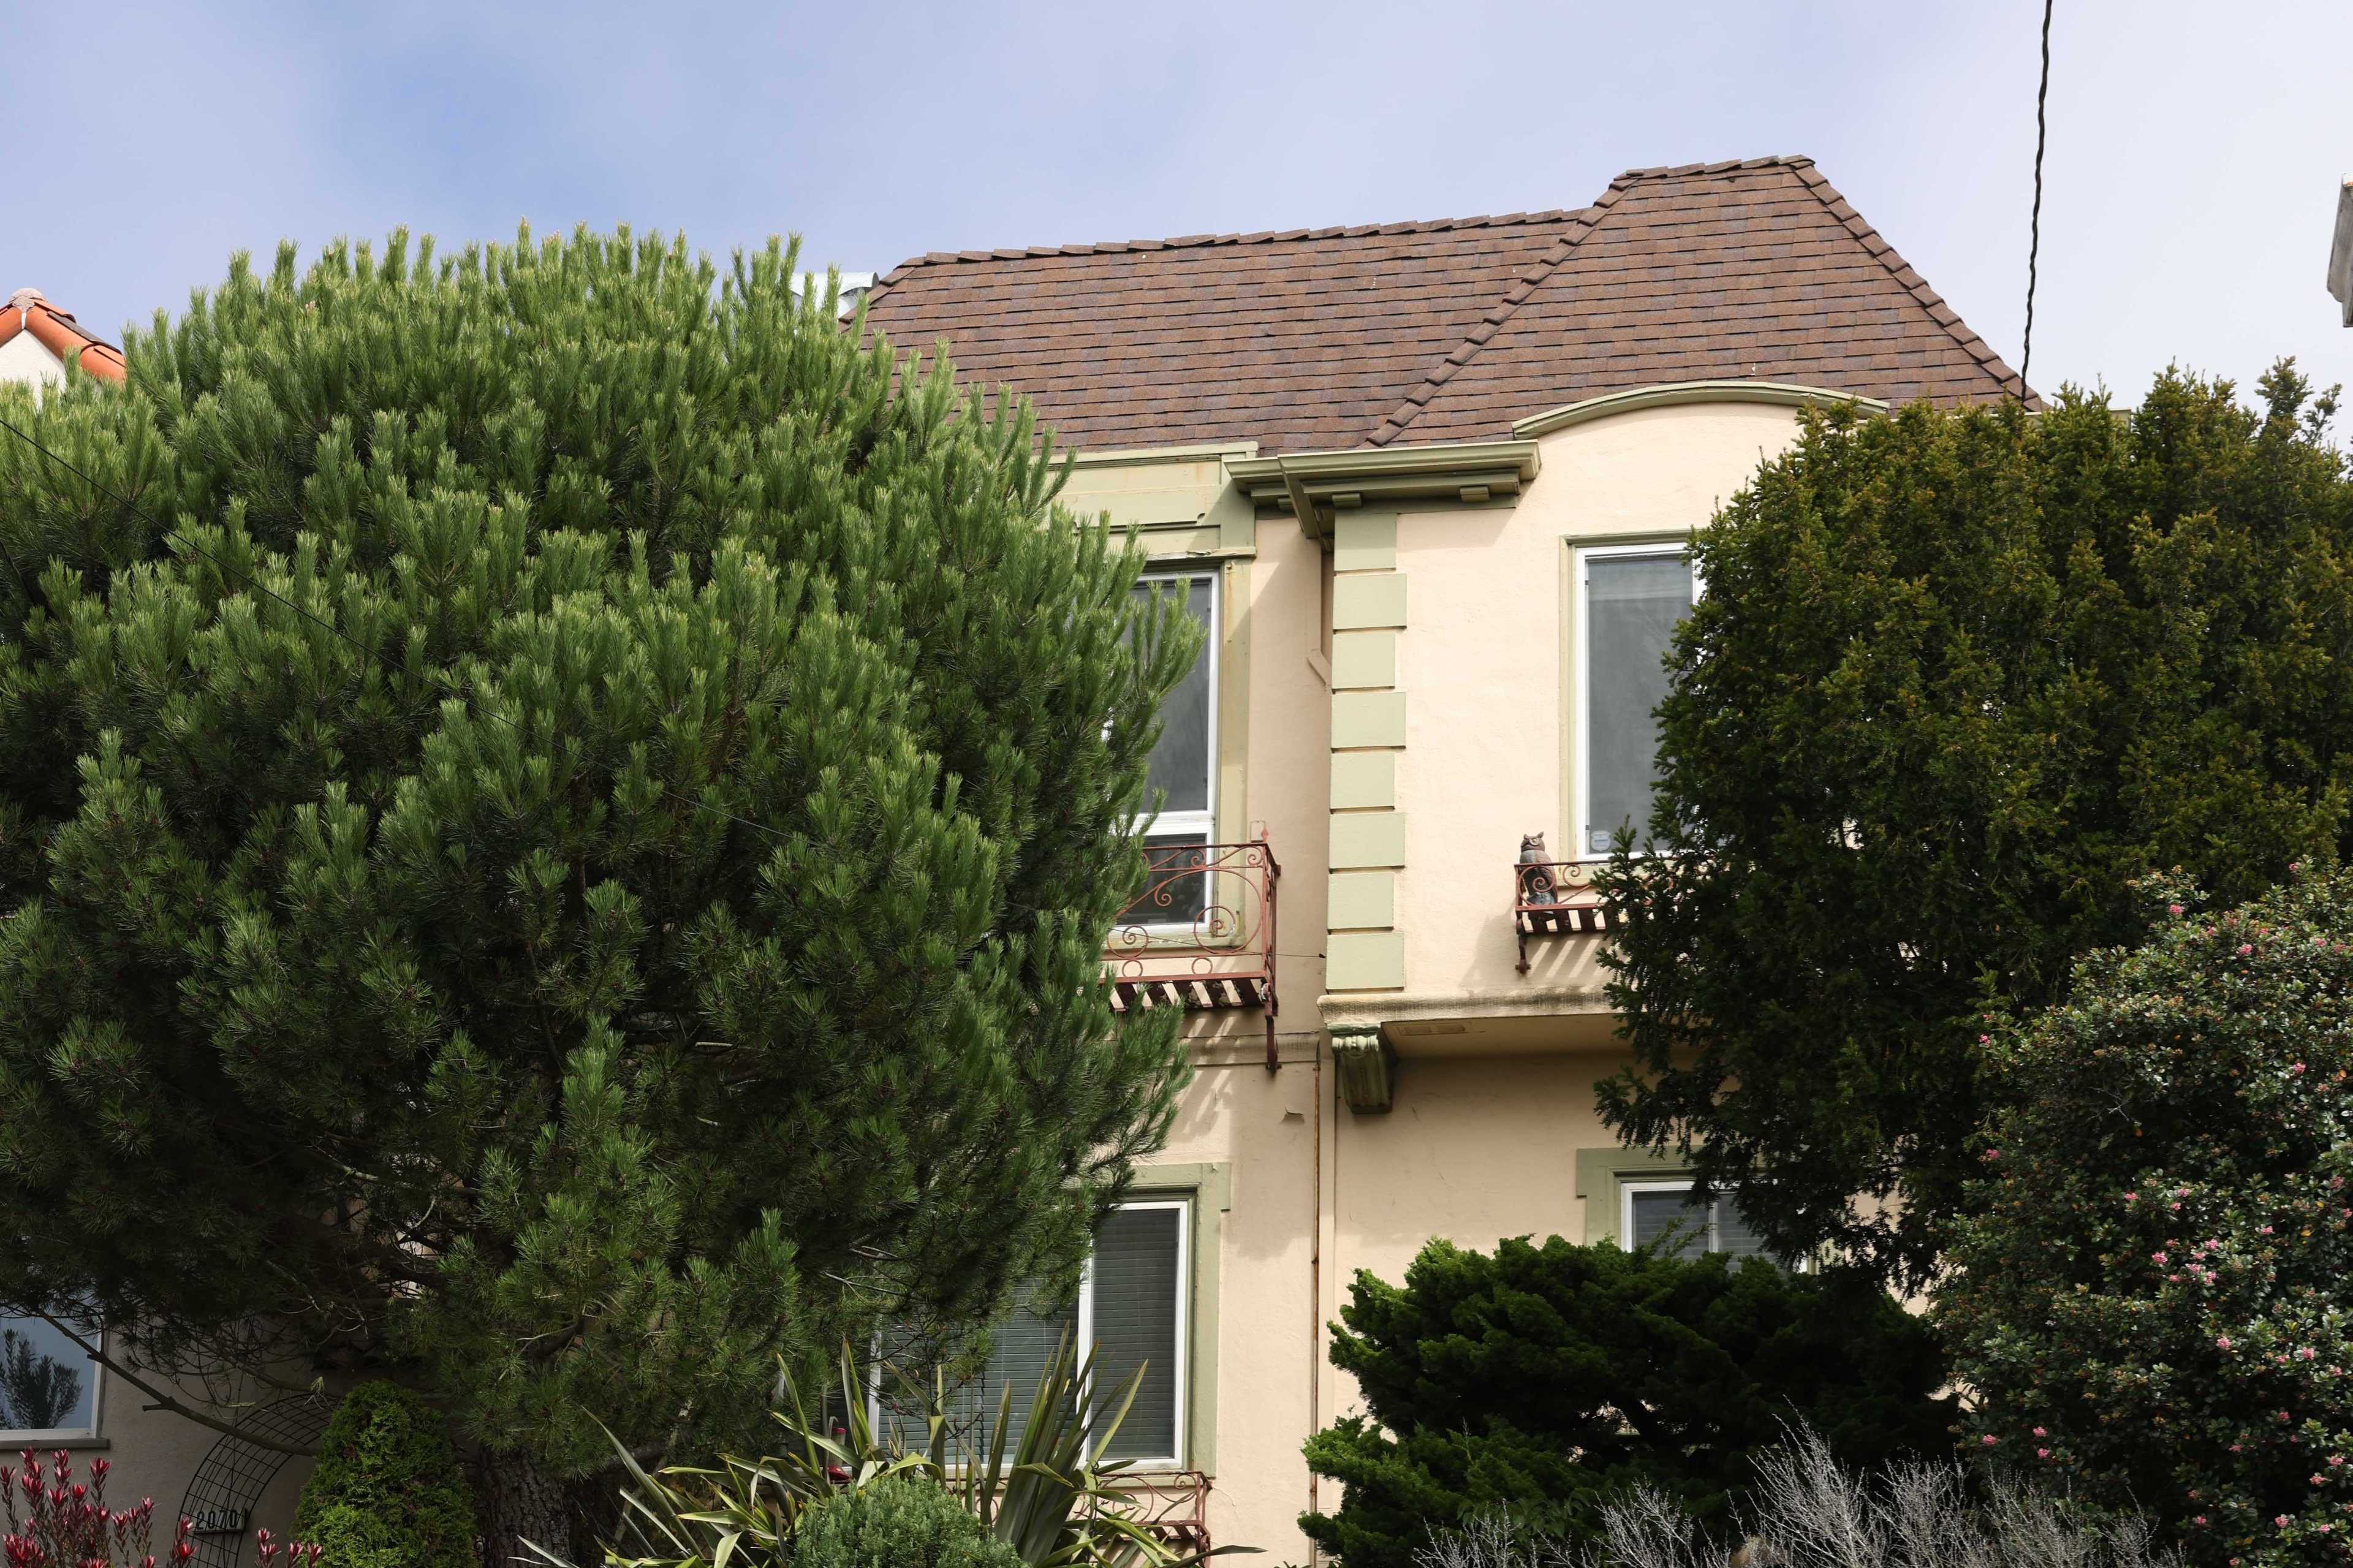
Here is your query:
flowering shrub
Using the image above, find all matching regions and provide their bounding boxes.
[0,1450,319,1568]
[1942,869,2353,1567]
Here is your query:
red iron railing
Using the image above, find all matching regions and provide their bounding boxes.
[1513,856,1609,973]
[1105,836,1281,1069]
[1110,1471,1212,1554]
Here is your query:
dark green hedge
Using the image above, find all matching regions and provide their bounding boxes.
[1301,1235,1953,1567]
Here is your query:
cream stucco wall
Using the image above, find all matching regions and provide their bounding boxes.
[0,330,68,391]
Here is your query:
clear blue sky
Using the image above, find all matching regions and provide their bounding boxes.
[12,0,2351,419]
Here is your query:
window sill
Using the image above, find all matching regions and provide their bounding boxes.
[1,1435,107,1450]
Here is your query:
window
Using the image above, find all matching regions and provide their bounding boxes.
[900,1200,1191,1468]
[1576,545,1700,855]
[0,1315,100,1441]
[1127,574,1219,929]
[1621,1181,1787,1265]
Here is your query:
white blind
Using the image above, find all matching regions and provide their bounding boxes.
[1585,551,1694,854]
[1090,1205,1183,1461]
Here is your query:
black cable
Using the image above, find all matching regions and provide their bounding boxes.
[2020,0,2054,404]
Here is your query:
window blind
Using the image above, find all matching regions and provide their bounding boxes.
[1585,552,1694,854]
[1090,1205,1183,1461]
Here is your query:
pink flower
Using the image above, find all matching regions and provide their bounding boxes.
[1985,1148,2000,1159]
[2221,1336,2235,1350]
[2241,944,2256,956]
[2034,1426,2048,1437]
[2196,1516,2210,1526]
[2279,1516,2292,1528]
[2302,1348,2319,1361]
[2170,903,2186,917]
[2153,1251,2169,1263]
[1981,1434,1999,1447]
[1978,1034,1990,1045]
[2263,1225,2276,1235]
[2294,1063,2309,1075]
[2126,1191,2139,1202]
[2039,1447,2052,1459]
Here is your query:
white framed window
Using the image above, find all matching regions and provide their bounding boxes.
[1621,1180,1794,1267]
[1574,543,1702,857]
[887,1199,1192,1470]
[0,1315,102,1444]
[1127,572,1219,931]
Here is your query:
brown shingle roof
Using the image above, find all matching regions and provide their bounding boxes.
[862,156,2033,458]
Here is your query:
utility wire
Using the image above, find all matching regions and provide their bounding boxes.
[2019,0,2054,403]
[0,408,788,844]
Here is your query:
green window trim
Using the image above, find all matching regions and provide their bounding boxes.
[1128,1161,1227,1475]
[1572,1146,1696,1247]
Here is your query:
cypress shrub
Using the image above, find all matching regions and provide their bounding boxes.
[790,1475,1023,1568]
[293,1381,477,1568]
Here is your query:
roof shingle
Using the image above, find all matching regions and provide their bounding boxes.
[860,156,2033,458]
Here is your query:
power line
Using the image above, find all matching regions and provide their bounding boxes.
[2019,0,2054,404]
[0,409,787,844]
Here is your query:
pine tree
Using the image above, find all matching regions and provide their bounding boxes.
[0,229,1195,1562]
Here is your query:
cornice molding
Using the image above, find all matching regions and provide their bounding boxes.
[1228,440,1540,538]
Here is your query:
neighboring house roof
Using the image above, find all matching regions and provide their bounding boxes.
[0,288,127,385]
[862,156,2034,457]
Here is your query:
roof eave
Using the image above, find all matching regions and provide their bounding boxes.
[1229,440,1540,538]
[1512,380,1890,439]
[2330,177,2353,328]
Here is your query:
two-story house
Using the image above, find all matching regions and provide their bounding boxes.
[855,154,2033,1559]
[0,158,2030,1564]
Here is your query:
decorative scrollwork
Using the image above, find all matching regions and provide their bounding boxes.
[1512,857,1610,973]
[1102,838,1281,1069]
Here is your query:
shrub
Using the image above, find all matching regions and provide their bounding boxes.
[792,1477,1023,1568]
[1942,868,2353,1568]
[294,1381,477,1568]
[1409,1428,2177,1568]
[1300,1237,1953,1568]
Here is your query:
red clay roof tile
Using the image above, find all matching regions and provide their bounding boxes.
[1,289,126,385]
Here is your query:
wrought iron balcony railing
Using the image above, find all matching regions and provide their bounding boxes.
[1105,836,1281,1069]
[1112,1471,1213,1554]
[1513,855,1609,973]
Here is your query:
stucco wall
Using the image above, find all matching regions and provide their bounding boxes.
[0,331,67,391]
[1392,401,1806,1003]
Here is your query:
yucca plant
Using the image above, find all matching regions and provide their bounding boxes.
[529,1333,1237,1568]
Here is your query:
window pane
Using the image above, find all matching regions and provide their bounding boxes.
[1711,1197,1778,1262]
[1628,1187,1710,1261]
[0,1317,96,1434]
[1134,579,1214,817]
[1091,1206,1183,1462]
[907,1285,1077,1459]
[1118,833,1212,933]
[1585,553,1693,854]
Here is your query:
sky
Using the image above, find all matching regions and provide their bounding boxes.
[10,0,2352,422]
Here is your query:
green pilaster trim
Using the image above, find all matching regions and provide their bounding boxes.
[1329,811,1407,870]
[1330,629,1398,690]
[1332,512,1398,572]
[1229,442,1539,539]
[1129,1160,1229,1475]
[1333,575,1407,630]
[1512,381,1889,440]
[1327,931,1404,991]
[1332,691,1406,749]
[1327,870,1395,930]
[1331,1027,1395,1113]
[1329,751,1395,810]
[1572,1146,1694,1246]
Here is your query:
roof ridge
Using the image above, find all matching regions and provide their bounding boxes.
[0,291,126,384]
[1779,162,2038,407]
[862,205,1596,306]
[1363,173,1643,449]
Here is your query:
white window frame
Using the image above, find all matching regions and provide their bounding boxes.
[870,1197,1192,1472]
[1078,1197,1190,1471]
[1134,570,1219,850]
[0,1316,105,1445]
[1573,542,1703,859]
[1619,1180,1805,1270]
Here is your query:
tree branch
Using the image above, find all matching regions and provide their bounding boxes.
[31,1312,321,1457]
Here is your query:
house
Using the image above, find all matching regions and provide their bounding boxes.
[0,288,127,390]
[857,154,2030,1558]
[0,157,2029,1564]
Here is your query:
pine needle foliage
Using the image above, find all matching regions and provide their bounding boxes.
[1596,365,2353,1288]
[0,227,1197,1476]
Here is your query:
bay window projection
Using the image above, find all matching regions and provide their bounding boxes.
[1577,546,1699,856]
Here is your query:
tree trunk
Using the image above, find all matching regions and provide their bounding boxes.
[468,1449,616,1568]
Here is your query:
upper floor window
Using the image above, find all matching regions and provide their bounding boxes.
[1127,574,1219,929]
[1623,1180,1789,1266]
[0,1314,100,1441]
[1577,545,1700,855]
[903,1199,1191,1469]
